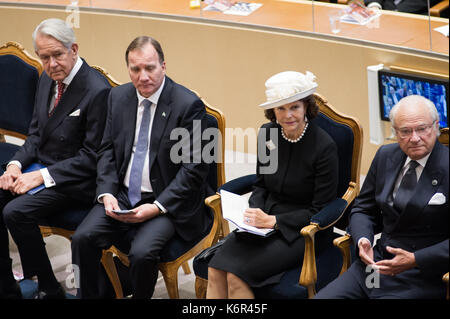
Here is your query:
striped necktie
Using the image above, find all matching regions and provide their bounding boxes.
[393,160,419,212]
[49,81,65,116]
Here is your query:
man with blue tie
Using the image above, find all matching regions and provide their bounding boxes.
[315,95,448,299]
[71,36,212,298]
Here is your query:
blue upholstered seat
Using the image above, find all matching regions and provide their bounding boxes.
[37,205,92,232]
[0,42,42,172]
[0,143,20,174]
[0,54,39,136]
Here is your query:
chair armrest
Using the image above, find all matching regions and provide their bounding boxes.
[444,272,449,300]
[204,194,225,246]
[218,174,256,194]
[299,224,320,298]
[333,234,353,274]
[310,198,348,230]
[430,0,449,16]
[298,189,355,298]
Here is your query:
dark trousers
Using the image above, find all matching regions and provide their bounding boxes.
[1,188,72,290]
[71,188,175,299]
[0,191,15,287]
[314,258,447,299]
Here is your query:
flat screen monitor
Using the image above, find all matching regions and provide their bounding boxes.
[378,69,449,128]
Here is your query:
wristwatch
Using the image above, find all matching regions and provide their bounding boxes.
[154,202,166,215]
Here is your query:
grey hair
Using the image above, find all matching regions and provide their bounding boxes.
[32,18,76,51]
[389,95,440,136]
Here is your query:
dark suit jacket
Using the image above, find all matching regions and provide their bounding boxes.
[249,121,338,243]
[8,59,110,202]
[349,141,449,297]
[365,0,440,14]
[96,77,212,241]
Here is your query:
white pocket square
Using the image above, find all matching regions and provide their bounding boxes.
[69,109,80,116]
[428,193,446,205]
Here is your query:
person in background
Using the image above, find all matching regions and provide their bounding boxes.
[365,0,441,15]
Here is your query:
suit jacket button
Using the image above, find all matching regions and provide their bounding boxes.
[60,136,65,141]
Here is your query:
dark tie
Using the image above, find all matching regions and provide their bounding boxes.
[393,160,419,212]
[128,99,152,206]
[49,82,65,116]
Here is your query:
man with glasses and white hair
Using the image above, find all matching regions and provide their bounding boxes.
[0,18,110,298]
[315,95,448,299]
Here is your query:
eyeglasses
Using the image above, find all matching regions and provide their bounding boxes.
[394,121,436,139]
[38,49,70,64]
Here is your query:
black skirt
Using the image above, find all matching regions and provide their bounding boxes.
[208,230,305,288]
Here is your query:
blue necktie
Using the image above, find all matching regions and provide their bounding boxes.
[128,99,152,206]
[394,160,419,212]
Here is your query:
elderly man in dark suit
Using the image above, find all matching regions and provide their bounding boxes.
[71,36,212,299]
[0,18,110,299]
[315,95,448,299]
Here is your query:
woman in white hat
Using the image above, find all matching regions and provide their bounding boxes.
[207,71,339,298]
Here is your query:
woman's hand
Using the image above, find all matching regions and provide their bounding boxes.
[243,208,276,229]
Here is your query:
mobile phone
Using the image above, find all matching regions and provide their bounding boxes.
[112,209,134,214]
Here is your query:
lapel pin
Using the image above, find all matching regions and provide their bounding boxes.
[432,179,438,186]
[265,140,276,151]
[162,112,166,118]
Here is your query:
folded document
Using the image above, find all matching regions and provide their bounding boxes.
[220,189,275,237]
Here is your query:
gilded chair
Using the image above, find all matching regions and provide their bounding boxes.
[438,127,448,146]
[193,93,363,299]
[430,0,449,16]
[334,127,449,299]
[101,95,226,299]
[37,66,119,241]
[0,41,42,172]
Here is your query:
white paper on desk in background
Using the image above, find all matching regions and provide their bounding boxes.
[434,25,449,37]
[341,0,381,25]
[204,1,262,16]
[223,3,263,16]
[220,189,274,236]
[340,11,381,25]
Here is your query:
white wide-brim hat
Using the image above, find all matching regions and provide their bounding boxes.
[259,71,318,109]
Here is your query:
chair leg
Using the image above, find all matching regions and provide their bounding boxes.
[306,284,316,299]
[195,277,208,299]
[160,267,180,299]
[101,250,124,299]
[181,261,191,275]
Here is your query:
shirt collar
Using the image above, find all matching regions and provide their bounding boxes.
[403,152,431,169]
[136,76,166,106]
[60,56,82,86]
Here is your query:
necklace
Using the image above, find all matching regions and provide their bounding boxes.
[281,122,309,143]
